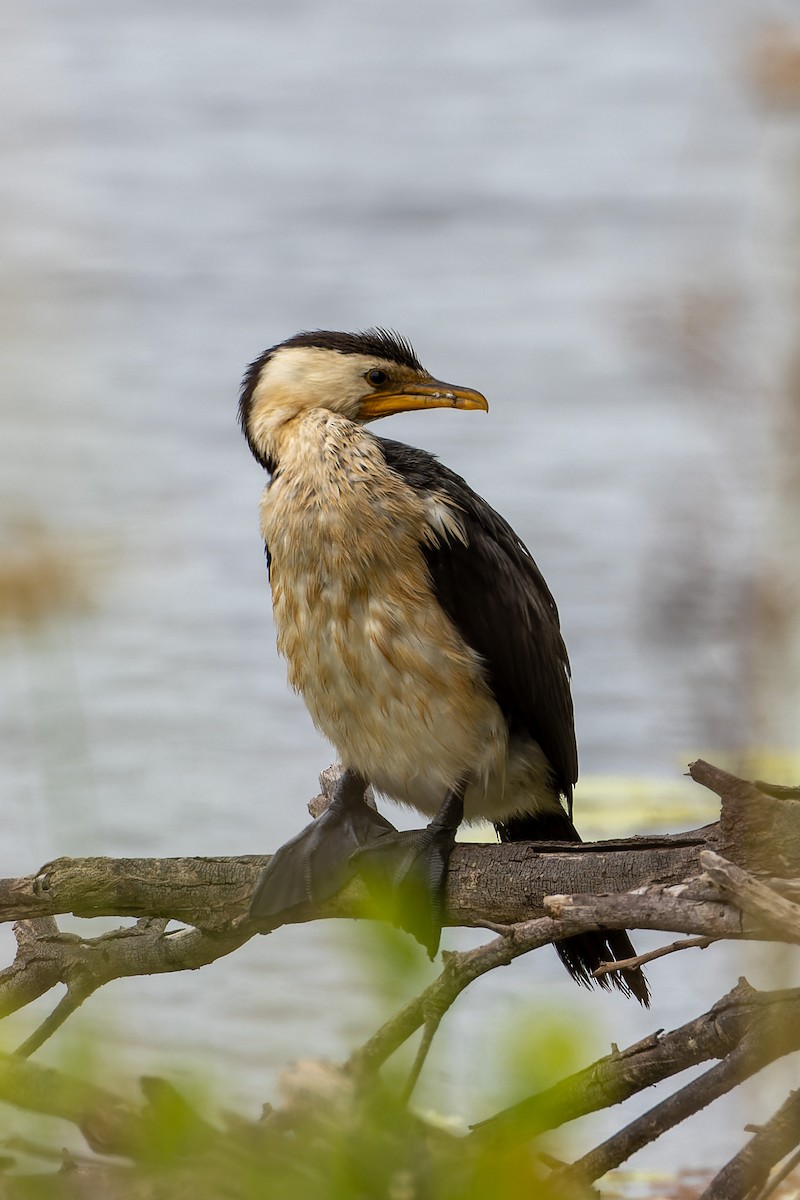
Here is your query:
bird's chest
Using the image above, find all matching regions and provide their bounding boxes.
[260,444,430,695]
[257,442,502,806]
[265,477,409,655]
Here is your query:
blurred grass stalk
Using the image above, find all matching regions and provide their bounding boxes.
[749,23,800,781]
[0,517,100,850]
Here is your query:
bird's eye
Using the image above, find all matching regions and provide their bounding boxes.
[366,368,388,387]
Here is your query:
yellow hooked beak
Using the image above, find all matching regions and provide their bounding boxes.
[359,378,489,421]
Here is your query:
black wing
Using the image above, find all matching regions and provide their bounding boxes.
[377,438,577,810]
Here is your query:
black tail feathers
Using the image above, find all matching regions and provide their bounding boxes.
[496,807,650,1007]
[555,929,650,1006]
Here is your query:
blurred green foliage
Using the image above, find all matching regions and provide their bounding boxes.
[0,916,595,1198]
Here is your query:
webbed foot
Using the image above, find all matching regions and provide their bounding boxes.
[352,785,465,958]
[250,769,395,921]
[251,776,465,957]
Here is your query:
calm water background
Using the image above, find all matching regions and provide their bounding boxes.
[2,0,800,1178]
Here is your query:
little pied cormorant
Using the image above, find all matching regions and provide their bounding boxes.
[239,328,648,1005]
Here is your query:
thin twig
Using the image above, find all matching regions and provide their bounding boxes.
[553,1008,800,1188]
[14,981,94,1058]
[754,781,800,802]
[472,981,800,1151]
[700,1088,800,1200]
[402,1015,444,1103]
[593,935,715,978]
[474,920,516,936]
[754,1143,800,1200]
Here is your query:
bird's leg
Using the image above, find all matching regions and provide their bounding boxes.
[352,783,466,959]
[250,768,396,922]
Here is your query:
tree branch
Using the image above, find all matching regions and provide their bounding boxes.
[346,883,762,1086]
[700,1088,800,1199]
[471,979,800,1151]
[0,915,254,1053]
[690,760,800,877]
[0,1048,148,1158]
[0,757,792,941]
[591,933,715,978]
[0,832,707,932]
[2,759,800,1194]
[700,850,800,943]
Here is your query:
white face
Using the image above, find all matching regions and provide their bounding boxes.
[250,346,394,424]
[242,341,486,466]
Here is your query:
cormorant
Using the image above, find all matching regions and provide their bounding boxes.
[239,328,649,1004]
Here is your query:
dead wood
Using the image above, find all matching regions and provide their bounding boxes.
[1,760,799,1196]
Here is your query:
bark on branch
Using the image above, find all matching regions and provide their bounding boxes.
[0,833,704,932]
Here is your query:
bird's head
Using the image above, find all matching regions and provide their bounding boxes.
[239,328,488,470]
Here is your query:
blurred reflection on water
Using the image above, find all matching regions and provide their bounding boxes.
[1,0,797,1174]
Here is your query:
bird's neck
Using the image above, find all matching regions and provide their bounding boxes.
[246,398,306,476]
[269,408,366,476]
[258,411,415,581]
[250,403,361,478]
